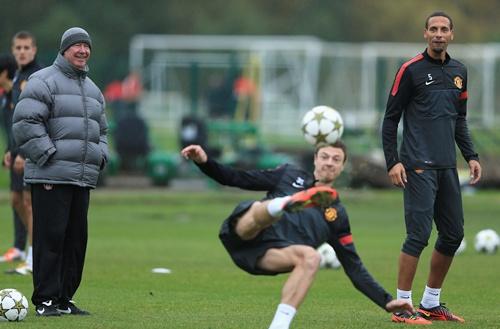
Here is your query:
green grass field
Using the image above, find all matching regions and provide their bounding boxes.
[0,188,499,328]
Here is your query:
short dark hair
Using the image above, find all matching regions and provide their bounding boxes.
[314,140,348,164]
[12,31,37,47]
[0,53,18,79]
[425,11,453,30]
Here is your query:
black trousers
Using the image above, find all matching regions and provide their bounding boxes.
[31,184,90,306]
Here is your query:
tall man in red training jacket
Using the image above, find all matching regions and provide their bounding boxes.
[382,11,481,325]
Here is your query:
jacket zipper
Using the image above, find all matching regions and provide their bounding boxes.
[79,77,89,183]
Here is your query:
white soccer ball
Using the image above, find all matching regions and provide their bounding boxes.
[474,229,500,254]
[454,238,466,255]
[0,289,29,322]
[301,106,344,145]
[317,243,341,269]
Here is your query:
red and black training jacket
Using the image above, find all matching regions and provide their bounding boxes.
[382,49,479,171]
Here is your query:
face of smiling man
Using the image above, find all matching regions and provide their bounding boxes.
[63,42,91,70]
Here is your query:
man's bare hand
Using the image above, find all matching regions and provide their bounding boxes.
[468,160,481,185]
[3,151,11,168]
[385,299,415,313]
[388,163,407,188]
[13,155,25,174]
[180,145,208,164]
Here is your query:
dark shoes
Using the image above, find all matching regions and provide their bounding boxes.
[36,300,90,316]
[57,301,91,315]
[36,300,61,317]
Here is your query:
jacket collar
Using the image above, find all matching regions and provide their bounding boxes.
[422,48,451,65]
[54,53,88,79]
[20,58,40,73]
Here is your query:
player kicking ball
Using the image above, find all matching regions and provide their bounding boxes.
[181,141,415,329]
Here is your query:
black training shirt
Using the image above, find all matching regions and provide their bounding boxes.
[382,50,479,171]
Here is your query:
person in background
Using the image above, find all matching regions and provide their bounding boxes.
[0,32,41,276]
[0,54,18,151]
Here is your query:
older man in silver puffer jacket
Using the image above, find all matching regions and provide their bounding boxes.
[12,27,108,317]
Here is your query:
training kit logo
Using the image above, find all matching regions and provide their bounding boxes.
[425,73,434,86]
[324,207,337,222]
[291,177,305,189]
[454,76,463,89]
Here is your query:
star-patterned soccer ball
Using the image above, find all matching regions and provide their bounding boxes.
[0,289,29,322]
[301,106,344,145]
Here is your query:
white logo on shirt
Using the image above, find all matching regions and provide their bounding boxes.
[425,73,435,86]
[291,177,305,189]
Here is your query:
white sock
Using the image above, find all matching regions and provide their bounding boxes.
[397,289,413,307]
[266,196,292,218]
[26,246,33,268]
[19,249,26,261]
[269,303,296,329]
[420,286,441,309]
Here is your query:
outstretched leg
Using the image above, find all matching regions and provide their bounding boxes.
[235,186,338,240]
[258,245,321,329]
[259,245,321,308]
[235,199,287,240]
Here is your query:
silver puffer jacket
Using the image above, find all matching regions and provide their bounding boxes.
[13,54,108,188]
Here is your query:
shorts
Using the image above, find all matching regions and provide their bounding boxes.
[403,168,464,256]
[218,200,291,276]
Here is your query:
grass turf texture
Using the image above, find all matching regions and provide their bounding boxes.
[0,189,499,328]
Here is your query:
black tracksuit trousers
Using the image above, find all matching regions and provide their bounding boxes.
[31,184,90,306]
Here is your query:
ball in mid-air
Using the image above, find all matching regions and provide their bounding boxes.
[302,106,344,145]
[474,229,499,254]
[0,289,29,322]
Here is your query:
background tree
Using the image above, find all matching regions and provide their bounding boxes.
[1,0,498,86]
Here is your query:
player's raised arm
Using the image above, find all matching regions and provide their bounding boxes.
[181,143,285,191]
